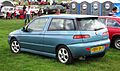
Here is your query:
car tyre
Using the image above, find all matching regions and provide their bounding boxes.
[57,45,73,64]
[114,38,120,49]
[10,38,21,53]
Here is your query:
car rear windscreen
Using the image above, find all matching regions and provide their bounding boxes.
[76,18,106,31]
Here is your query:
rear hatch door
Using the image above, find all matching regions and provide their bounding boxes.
[76,17,108,43]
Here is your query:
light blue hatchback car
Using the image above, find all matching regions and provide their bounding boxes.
[8,14,110,64]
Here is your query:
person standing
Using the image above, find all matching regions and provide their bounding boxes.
[56,8,60,15]
[38,8,42,16]
[24,6,31,25]
[108,7,118,16]
[23,5,26,13]
[19,0,21,5]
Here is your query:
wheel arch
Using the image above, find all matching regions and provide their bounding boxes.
[111,35,120,43]
[55,44,67,54]
[10,36,18,43]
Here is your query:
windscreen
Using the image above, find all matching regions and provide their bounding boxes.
[76,18,106,31]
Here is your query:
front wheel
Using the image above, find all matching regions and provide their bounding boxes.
[10,39,21,53]
[57,46,73,64]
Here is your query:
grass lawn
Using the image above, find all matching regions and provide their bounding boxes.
[0,19,120,71]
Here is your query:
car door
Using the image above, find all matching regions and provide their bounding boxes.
[19,17,49,51]
[43,18,83,53]
[106,18,120,40]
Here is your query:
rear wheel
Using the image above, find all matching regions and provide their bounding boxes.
[10,39,21,53]
[113,38,120,49]
[57,45,73,64]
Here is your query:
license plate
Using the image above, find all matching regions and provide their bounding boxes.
[91,46,104,53]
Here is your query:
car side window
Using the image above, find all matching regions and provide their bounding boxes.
[48,19,75,31]
[27,18,48,31]
[65,19,75,30]
[107,19,120,27]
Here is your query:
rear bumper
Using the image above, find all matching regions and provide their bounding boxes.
[67,39,110,58]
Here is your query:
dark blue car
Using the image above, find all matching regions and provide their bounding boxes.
[8,14,110,64]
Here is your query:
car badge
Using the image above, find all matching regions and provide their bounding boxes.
[95,32,98,35]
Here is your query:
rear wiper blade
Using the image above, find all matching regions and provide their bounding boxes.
[94,28,104,31]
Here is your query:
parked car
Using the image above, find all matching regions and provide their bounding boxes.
[43,5,66,14]
[15,6,24,19]
[30,5,40,15]
[0,12,4,18]
[99,16,120,49]
[15,6,23,15]
[1,6,15,18]
[8,14,110,64]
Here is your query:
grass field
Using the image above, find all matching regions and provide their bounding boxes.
[0,19,120,71]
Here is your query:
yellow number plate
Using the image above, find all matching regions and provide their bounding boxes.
[91,46,104,53]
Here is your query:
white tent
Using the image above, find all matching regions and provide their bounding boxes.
[1,0,16,6]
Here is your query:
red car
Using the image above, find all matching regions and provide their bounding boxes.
[15,6,24,19]
[99,16,120,49]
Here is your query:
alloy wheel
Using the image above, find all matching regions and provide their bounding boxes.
[11,40,20,53]
[58,48,69,63]
[115,39,120,49]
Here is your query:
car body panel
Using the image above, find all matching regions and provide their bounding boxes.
[8,14,110,58]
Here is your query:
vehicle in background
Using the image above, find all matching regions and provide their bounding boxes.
[43,5,66,14]
[38,1,49,5]
[15,6,24,19]
[1,6,15,18]
[0,12,4,18]
[8,14,110,64]
[0,4,4,18]
[30,5,39,15]
[99,16,120,49]
[15,6,23,15]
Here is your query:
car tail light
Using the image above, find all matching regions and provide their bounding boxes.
[102,32,109,36]
[86,48,90,51]
[73,35,90,39]
[105,44,109,47]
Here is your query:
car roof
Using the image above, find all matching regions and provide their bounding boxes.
[99,16,120,19]
[16,6,23,7]
[2,6,14,8]
[40,14,98,19]
[99,16,120,23]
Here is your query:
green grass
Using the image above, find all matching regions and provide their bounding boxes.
[0,19,120,71]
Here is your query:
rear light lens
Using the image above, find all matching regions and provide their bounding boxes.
[102,32,109,36]
[73,35,90,39]
[86,48,90,51]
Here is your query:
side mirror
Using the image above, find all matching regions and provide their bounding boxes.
[22,27,27,32]
[22,26,32,32]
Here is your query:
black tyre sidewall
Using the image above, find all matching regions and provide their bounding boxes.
[114,38,120,50]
